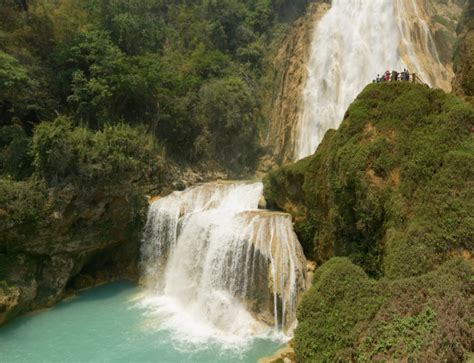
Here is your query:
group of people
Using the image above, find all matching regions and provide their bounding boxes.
[374,69,411,83]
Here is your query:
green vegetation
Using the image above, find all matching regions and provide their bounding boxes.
[31,117,159,185]
[0,0,311,175]
[294,257,473,362]
[265,83,473,278]
[264,83,474,361]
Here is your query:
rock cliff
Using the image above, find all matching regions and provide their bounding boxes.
[265,2,330,165]
[0,179,146,325]
[397,0,464,91]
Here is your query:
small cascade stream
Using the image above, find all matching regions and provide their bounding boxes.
[139,181,307,348]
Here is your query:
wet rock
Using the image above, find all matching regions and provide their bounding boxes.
[266,2,330,164]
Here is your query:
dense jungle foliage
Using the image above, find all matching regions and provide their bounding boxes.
[0,0,310,178]
[0,0,310,267]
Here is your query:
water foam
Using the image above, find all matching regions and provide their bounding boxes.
[139,182,306,350]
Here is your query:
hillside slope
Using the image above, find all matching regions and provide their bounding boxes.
[264,82,473,361]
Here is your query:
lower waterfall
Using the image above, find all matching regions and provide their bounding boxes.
[139,181,307,348]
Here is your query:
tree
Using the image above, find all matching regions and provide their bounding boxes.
[196,77,262,171]
[56,31,162,128]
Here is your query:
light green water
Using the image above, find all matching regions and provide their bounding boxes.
[0,282,283,363]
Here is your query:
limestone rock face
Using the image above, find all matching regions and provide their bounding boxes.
[0,185,144,326]
[396,0,464,91]
[265,2,330,165]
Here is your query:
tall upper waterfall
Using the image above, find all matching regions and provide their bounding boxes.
[295,0,442,160]
[139,182,307,348]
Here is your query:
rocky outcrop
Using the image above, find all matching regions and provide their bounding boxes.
[397,0,464,91]
[258,344,296,363]
[452,0,474,103]
[0,181,145,326]
[265,1,330,165]
[264,82,473,277]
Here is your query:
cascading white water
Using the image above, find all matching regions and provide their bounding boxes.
[295,0,404,159]
[139,182,306,348]
[295,0,443,160]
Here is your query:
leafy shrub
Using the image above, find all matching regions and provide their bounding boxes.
[0,178,47,249]
[31,117,159,185]
[196,77,263,172]
[0,125,33,179]
[295,257,473,362]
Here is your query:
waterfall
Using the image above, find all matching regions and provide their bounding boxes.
[295,0,443,160]
[139,181,307,348]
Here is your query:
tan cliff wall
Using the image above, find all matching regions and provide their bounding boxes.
[264,2,330,166]
[397,0,464,91]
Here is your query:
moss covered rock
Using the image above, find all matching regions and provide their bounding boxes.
[265,82,473,278]
[265,82,474,361]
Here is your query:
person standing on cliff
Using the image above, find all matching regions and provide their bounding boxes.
[391,70,399,81]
